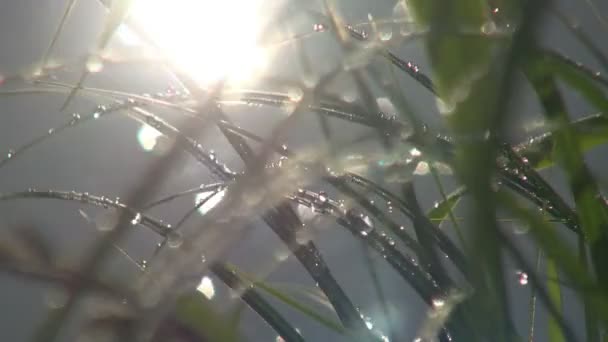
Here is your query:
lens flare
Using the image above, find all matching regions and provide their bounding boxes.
[128,0,266,86]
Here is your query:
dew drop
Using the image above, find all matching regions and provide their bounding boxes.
[516,271,528,285]
[140,259,148,270]
[313,23,326,32]
[481,21,497,35]
[7,149,14,159]
[379,26,393,41]
[69,113,81,125]
[131,212,142,226]
[197,276,215,299]
[432,297,445,308]
[167,231,184,248]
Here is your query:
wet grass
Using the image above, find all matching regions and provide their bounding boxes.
[1,0,608,341]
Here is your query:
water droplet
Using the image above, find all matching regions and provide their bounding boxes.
[93,112,100,119]
[379,26,393,41]
[516,271,528,285]
[481,21,497,35]
[69,113,81,125]
[313,23,326,32]
[137,124,163,152]
[47,128,55,135]
[197,276,215,299]
[414,161,430,175]
[432,297,445,308]
[362,314,374,330]
[167,231,184,248]
[195,189,226,215]
[131,212,142,226]
[492,7,500,14]
[7,149,14,159]
[140,259,148,270]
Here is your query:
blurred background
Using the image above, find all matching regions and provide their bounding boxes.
[0,0,606,341]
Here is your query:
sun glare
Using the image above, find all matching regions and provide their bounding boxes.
[129,0,266,87]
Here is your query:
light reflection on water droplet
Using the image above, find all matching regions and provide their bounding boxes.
[313,23,326,32]
[195,189,226,215]
[432,297,445,308]
[516,271,528,285]
[197,276,215,299]
[137,124,163,152]
[481,21,497,34]
[131,212,142,226]
[379,26,393,41]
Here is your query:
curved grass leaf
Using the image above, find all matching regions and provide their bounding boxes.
[225,265,347,336]
[517,113,608,170]
[426,186,465,225]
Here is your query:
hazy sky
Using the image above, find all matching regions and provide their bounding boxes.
[0,0,606,341]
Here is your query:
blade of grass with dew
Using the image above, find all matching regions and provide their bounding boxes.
[428,169,467,247]
[60,0,134,111]
[516,113,608,170]
[498,192,608,321]
[211,263,306,342]
[552,10,608,72]
[225,265,347,336]
[210,109,375,339]
[524,57,608,289]
[534,49,608,113]
[407,0,517,338]
[401,182,453,289]
[546,256,566,342]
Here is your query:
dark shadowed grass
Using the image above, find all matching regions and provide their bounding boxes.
[0,0,608,341]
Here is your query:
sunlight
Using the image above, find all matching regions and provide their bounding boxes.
[128,0,267,87]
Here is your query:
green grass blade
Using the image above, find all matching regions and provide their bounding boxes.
[175,292,239,342]
[546,257,565,342]
[525,55,608,287]
[228,265,347,335]
[537,50,608,113]
[552,10,608,72]
[517,113,608,170]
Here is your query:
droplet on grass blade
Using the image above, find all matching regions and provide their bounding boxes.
[197,276,215,299]
[167,231,183,248]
